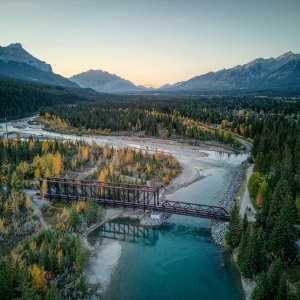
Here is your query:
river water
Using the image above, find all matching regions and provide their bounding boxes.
[0,117,247,300]
[88,151,247,300]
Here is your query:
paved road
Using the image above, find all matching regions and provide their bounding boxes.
[240,164,256,221]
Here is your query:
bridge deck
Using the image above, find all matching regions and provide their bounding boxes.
[41,178,230,221]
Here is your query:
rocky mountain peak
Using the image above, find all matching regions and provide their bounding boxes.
[0,43,52,72]
[276,51,295,61]
[7,43,23,49]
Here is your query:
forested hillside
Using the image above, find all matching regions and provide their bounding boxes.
[0,79,105,119]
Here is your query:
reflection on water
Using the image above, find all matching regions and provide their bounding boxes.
[88,219,213,248]
[88,219,159,246]
[89,219,244,300]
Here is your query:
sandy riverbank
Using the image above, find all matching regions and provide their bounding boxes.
[160,160,205,200]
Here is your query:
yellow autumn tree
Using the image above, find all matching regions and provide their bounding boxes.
[41,140,49,153]
[28,139,35,150]
[108,163,114,176]
[98,170,107,182]
[0,218,7,235]
[53,152,62,176]
[239,124,245,136]
[16,161,29,175]
[30,264,46,291]
[75,201,86,212]
[221,119,229,129]
[113,150,121,168]
[103,144,111,158]
[44,167,51,178]
[34,168,41,181]
[146,163,152,173]
[155,151,161,161]
[29,240,37,253]
[71,158,77,170]
[57,249,63,271]
[40,180,48,200]
[124,150,133,164]
[82,146,89,161]
[25,195,31,209]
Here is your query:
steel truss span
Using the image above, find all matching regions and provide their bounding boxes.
[41,177,230,221]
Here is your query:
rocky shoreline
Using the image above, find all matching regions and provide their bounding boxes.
[211,161,248,246]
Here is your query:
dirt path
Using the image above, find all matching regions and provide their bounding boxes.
[31,201,48,229]
[22,189,48,229]
[239,164,256,221]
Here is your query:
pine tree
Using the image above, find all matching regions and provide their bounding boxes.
[10,171,22,190]
[225,203,242,249]
[237,226,266,278]
[45,282,63,300]
[251,272,268,300]
[251,258,291,300]
[268,195,297,261]
[243,214,248,233]
[266,178,292,235]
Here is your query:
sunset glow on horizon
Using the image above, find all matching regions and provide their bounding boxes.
[1,0,300,87]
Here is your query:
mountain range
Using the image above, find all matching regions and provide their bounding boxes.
[0,43,299,94]
[69,69,148,93]
[161,51,300,92]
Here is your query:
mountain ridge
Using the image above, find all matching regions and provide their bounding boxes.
[69,69,148,93]
[0,43,78,88]
[160,51,300,92]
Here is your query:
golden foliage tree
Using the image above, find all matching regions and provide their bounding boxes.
[82,146,89,161]
[98,170,107,182]
[124,150,133,164]
[41,141,49,153]
[30,264,46,291]
[25,195,31,209]
[34,168,41,180]
[108,163,114,176]
[40,180,48,200]
[221,119,229,129]
[44,167,51,178]
[103,144,111,158]
[53,152,62,176]
[113,150,121,168]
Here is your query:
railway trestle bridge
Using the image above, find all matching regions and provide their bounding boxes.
[41,178,230,221]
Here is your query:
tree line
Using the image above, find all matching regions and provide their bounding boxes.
[226,114,300,299]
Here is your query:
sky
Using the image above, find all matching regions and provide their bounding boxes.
[1,0,300,87]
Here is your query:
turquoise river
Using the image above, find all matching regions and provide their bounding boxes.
[87,151,248,300]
